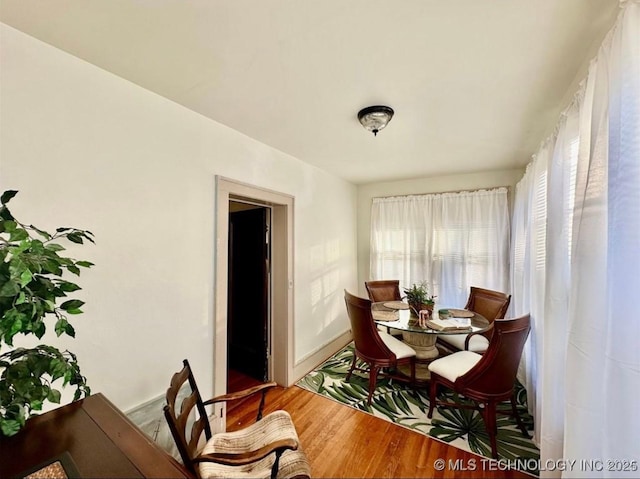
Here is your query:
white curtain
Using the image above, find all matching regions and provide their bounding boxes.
[511,98,582,473]
[510,136,550,437]
[511,2,640,477]
[370,188,509,308]
[564,1,640,475]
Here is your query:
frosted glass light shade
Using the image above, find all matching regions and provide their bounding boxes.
[357,106,394,136]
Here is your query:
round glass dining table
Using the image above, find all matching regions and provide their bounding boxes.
[372,301,491,380]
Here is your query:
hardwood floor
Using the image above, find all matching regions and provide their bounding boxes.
[226,383,532,479]
[227,368,264,393]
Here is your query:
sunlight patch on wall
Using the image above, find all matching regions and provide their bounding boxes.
[309,239,343,330]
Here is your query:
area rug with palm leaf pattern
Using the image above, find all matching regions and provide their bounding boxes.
[297,343,540,476]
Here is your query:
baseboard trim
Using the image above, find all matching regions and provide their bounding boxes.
[291,330,352,384]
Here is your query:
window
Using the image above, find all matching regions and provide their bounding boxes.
[370,188,510,307]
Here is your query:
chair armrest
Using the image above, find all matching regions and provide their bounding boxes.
[463,331,481,350]
[203,382,278,405]
[192,438,299,466]
[464,322,494,350]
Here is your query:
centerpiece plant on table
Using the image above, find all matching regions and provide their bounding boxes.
[0,190,94,437]
[403,281,436,317]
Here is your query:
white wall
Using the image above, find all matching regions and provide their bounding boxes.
[0,24,357,411]
[356,168,525,295]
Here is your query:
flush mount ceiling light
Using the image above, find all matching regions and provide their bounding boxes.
[357,105,394,136]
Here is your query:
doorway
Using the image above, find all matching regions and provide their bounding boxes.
[214,177,294,397]
[227,201,270,386]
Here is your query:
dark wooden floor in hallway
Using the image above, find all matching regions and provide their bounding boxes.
[227,368,264,393]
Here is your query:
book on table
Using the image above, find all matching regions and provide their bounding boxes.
[425,318,472,331]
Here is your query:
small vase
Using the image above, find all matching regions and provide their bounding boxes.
[409,302,433,318]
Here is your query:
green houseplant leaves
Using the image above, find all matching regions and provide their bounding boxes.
[0,190,93,436]
[402,281,436,306]
[403,281,436,316]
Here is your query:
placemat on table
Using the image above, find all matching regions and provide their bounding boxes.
[448,308,474,318]
[372,310,398,321]
[383,301,409,310]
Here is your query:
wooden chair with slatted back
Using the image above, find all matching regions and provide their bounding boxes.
[164,359,311,479]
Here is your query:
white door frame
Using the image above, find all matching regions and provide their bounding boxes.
[214,177,294,395]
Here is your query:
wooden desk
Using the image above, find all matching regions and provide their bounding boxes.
[0,393,190,478]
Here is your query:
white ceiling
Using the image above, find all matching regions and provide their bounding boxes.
[0,0,619,184]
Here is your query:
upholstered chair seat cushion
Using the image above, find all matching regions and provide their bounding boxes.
[427,350,482,383]
[439,333,489,353]
[199,410,311,479]
[378,331,417,359]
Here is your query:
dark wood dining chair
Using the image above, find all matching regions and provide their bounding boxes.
[365,280,404,337]
[438,286,511,353]
[364,280,402,303]
[344,290,416,405]
[164,359,311,479]
[427,314,531,459]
